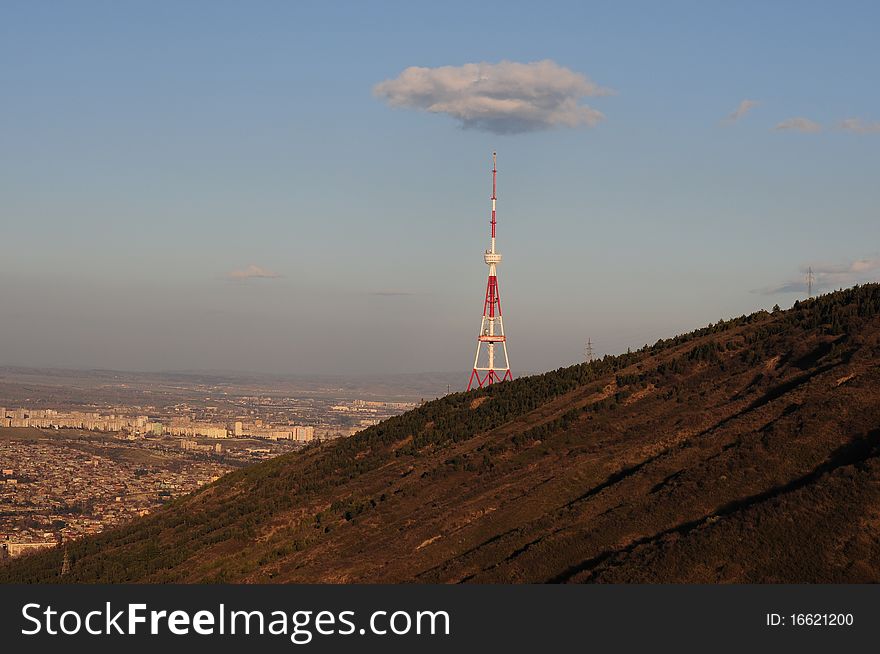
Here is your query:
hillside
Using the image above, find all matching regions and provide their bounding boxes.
[3,285,880,583]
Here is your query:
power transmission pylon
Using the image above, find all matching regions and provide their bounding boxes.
[61,546,70,576]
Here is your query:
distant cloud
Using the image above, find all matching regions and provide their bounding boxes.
[722,99,760,124]
[774,117,821,133]
[226,265,280,280]
[373,60,614,134]
[756,257,880,295]
[838,117,880,134]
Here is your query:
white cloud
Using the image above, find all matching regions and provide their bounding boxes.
[373,60,613,134]
[756,257,880,295]
[812,258,880,279]
[723,99,760,123]
[774,117,821,133]
[838,117,880,134]
[226,265,280,280]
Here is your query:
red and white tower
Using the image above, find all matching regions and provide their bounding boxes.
[468,152,512,390]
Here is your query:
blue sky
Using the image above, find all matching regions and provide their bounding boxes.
[1,1,878,378]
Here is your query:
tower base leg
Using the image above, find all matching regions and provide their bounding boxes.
[467,369,512,390]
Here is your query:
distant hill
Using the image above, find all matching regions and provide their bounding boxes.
[0,366,463,405]
[3,285,880,583]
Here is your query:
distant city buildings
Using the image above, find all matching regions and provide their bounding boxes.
[1,539,55,559]
[0,393,417,558]
[1,407,149,433]
[240,425,315,441]
[0,407,316,442]
[0,435,233,559]
[180,439,222,453]
[0,399,418,443]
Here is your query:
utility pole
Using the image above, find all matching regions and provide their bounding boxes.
[585,338,594,363]
[807,266,814,298]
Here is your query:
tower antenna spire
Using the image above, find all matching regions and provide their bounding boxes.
[491,151,497,248]
[468,152,512,390]
[807,265,814,298]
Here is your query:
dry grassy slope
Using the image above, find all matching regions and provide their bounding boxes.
[273,327,880,583]
[3,285,880,583]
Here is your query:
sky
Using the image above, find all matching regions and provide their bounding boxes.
[1,1,879,379]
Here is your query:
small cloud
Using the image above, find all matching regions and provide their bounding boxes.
[756,280,806,295]
[226,265,280,280]
[373,59,614,134]
[755,257,880,295]
[774,117,821,133]
[722,99,760,124]
[838,118,880,134]
[811,259,880,279]
[850,259,880,273]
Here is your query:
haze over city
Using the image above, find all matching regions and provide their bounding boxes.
[2,1,878,376]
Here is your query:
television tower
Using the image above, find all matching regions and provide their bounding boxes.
[468,152,512,390]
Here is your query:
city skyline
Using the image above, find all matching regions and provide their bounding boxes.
[2,1,879,375]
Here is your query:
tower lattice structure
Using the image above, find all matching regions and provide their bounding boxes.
[468,152,512,390]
